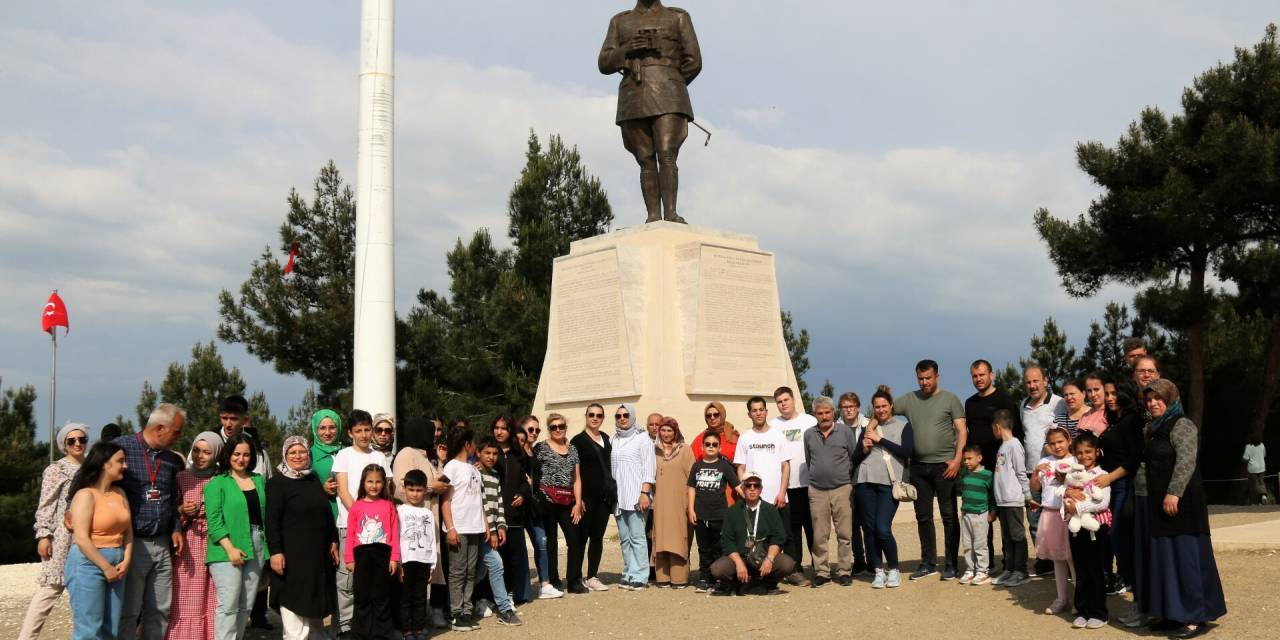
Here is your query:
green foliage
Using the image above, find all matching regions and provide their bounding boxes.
[819,379,835,400]
[398,132,613,421]
[1018,317,1079,392]
[994,363,1026,405]
[218,161,356,405]
[0,384,47,563]
[284,386,321,440]
[782,310,812,410]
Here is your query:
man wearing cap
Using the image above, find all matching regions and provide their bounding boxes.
[710,471,794,594]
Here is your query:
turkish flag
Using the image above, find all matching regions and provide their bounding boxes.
[42,291,69,334]
[283,241,299,275]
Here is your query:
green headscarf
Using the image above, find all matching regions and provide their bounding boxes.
[309,409,345,480]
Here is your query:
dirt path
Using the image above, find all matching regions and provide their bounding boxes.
[4,507,1275,639]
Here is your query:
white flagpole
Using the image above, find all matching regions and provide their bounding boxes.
[49,327,57,463]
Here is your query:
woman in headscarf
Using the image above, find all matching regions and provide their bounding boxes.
[18,422,88,640]
[166,431,222,640]
[651,416,694,588]
[1126,379,1226,638]
[309,409,345,520]
[267,435,338,640]
[692,401,739,462]
[610,403,656,590]
[393,416,449,630]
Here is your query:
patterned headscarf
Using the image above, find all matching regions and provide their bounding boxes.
[614,403,641,440]
[656,416,686,460]
[278,435,312,479]
[56,422,89,455]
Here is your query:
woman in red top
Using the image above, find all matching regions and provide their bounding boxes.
[692,401,739,462]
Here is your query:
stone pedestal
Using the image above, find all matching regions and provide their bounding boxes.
[531,222,800,437]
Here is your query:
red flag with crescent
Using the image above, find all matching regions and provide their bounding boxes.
[42,291,69,334]
[283,241,300,275]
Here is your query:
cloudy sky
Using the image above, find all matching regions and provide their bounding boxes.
[2,1,1274,437]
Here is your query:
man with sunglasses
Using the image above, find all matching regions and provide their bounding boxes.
[710,472,794,594]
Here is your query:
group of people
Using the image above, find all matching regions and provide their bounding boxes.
[20,340,1228,639]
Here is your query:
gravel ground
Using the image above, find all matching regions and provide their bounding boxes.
[4,506,1276,639]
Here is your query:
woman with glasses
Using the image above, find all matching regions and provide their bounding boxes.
[19,422,89,640]
[531,413,584,596]
[372,413,397,458]
[571,404,616,592]
[517,415,555,599]
[692,401,739,462]
[610,403,655,590]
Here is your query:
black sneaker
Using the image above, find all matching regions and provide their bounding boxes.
[851,561,870,576]
[811,576,830,588]
[940,566,959,581]
[695,580,711,593]
[568,581,590,594]
[834,574,853,586]
[496,609,522,627]
[1033,559,1054,577]
[909,565,938,581]
[450,616,477,632]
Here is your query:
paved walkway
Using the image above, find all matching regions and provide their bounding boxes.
[1212,518,1280,551]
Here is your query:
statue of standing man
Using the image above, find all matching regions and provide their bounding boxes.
[599,0,702,224]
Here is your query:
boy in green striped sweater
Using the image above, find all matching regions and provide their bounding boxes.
[959,444,995,585]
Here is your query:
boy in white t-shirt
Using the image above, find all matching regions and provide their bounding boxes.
[442,426,485,631]
[331,409,392,634]
[397,469,436,640]
[733,396,792,507]
[768,385,817,587]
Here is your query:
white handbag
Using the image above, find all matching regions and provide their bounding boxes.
[883,453,917,502]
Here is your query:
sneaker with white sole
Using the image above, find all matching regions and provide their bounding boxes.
[990,571,1010,586]
[583,577,610,592]
[886,569,901,588]
[959,571,974,585]
[1085,618,1106,629]
[871,569,887,589]
[1072,617,1088,628]
[539,583,564,599]
[970,573,991,586]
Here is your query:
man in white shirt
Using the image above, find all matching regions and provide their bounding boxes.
[733,397,791,508]
[769,386,817,586]
[1018,365,1065,576]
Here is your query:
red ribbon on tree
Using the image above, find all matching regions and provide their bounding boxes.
[283,241,300,275]
[42,291,69,334]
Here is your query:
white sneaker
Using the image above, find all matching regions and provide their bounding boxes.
[970,573,991,586]
[539,583,564,599]
[583,577,610,592]
[959,571,974,585]
[871,569,887,589]
[1072,616,1087,628]
[886,569,901,588]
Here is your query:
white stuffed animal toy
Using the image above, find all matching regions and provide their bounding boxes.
[1056,463,1103,535]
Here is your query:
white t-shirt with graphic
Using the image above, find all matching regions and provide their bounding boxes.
[770,413,818,488]
[443,459,485,535]
[733,426,793,505]
[397,503,437,564]
[332,446,392,525]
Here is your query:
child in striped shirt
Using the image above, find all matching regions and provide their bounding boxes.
[959,444,996,585]
[475,437,521,627]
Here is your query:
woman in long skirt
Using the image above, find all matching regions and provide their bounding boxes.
[166,432,223,640]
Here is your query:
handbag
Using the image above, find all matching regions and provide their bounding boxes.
[539,483,575,506]
[882,453,917,502]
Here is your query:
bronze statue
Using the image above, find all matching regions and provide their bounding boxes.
[599,0,702,224]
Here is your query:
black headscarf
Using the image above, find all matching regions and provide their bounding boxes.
[401,416,435,455]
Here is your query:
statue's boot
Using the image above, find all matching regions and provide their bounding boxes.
[641,169,661,223]
[659,156,686,224]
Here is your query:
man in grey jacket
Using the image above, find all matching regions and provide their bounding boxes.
[804,396,859,586]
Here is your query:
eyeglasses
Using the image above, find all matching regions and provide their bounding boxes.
[374,427,393,434]
[615,413,629,419]
[65,436,88,446]
[705,411,720,419]
[587,412,603,419]
[1135,368,1157,375]
[548,423,568,431]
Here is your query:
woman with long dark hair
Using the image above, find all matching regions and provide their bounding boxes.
[1095,377,1144,600]
[205,432,269,640]
[491,414,533,603]
[64,441,132,640]
[19,422,88,640]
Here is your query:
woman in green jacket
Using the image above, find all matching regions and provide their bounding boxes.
[205,433,269,640]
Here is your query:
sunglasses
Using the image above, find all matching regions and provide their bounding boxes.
[374,427,393,434]
[743,483,762,489]
[526,427,541,434]
[548,423,568,431]
[587,412,604,419]
[615,412,630,419]
[705,411,720,418]
[65,436,88,446]
[703,442,720,448]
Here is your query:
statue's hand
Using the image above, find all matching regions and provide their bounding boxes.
[627,35,651,54]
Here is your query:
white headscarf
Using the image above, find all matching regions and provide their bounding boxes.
[614,403,640,440]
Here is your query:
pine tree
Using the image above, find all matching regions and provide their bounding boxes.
[1019,317,1079,393]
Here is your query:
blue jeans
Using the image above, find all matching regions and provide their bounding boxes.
[479,544,515,613]
[207,527,264,640]
[526,521,550,584]
[856,483,900,570]
[615,510,649,583]
[66,545,125,640]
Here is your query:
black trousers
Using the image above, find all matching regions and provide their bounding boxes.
[910,461,959,569]
[693,519,724,580]
[782,487,814,571]
[398,561,431,633]
[997,506,1028,574]
[578,501,611,579]
[543,502,583,586]
[352,544,394,640]
[1070,525,1110,621]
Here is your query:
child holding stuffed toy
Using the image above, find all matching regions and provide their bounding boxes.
[1030,426,1076,616]
[1062,432,1111,629]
